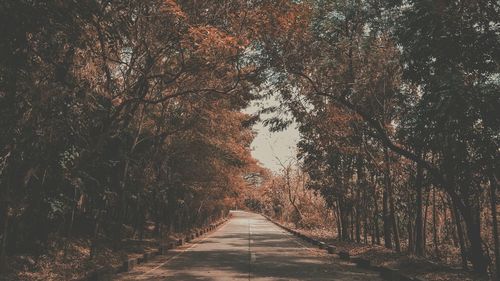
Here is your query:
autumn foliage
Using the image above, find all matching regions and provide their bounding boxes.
[0,0,269,276]
[250,0,499,279]
[0,0,498,280]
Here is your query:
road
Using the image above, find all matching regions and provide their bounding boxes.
[114,211,382,281]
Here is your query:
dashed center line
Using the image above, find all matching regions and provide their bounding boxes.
[248,219,252,281]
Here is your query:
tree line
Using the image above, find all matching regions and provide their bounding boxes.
[0,0,275,268]
[0,0,498,278]
[253,0,499,277]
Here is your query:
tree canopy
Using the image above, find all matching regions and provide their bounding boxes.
[0,0,498,279]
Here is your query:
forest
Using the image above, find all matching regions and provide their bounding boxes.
[0,0,498,280]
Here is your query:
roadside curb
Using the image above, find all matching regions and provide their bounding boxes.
[78,215,231,281]
[261,214,426,281]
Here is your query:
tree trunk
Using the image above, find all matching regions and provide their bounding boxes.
[371,215,376,245]
[339,203,350,241]
[356,156,364,244]
[442,196,452,244]
[384,148,401,252]
[383,147,393,249]
[0,202,9,271]
[432,187,440,259]
[407,178,414,254]
[408,211,413,253]
[373,181,381,245]
[489,174,499,279]
[383,184,392,248]
[364,215,368,244]
[285,166,303,226]
[334,203,342,240]
[452,202,468,269]
[350,210,355,241]
[336,214,342,240]
[464,217,488,274]
[64,187,79,259]
[414,160,425,256]
[389,195,401,252]
[119,106,146,223]
[423,189,431,249]
[450,208,459,248]
[460,203,488,274]
[90,213,100,260]
[355,201,361,243]
[67,187,78,238]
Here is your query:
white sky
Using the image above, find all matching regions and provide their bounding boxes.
[244,100,300,172]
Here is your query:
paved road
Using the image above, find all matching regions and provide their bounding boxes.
[114,211,382,281]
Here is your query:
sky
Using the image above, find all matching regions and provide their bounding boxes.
[250,121,299,172]
[244,100,300,173]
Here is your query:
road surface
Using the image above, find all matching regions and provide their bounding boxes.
[114,211,382,281]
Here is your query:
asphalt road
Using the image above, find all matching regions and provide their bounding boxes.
[114,211,382,281]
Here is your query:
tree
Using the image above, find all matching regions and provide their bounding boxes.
[259,0,499,275]
[0,0,268,270]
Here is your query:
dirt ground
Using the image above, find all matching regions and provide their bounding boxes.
[281,222,492,281]
[0,233,186,281]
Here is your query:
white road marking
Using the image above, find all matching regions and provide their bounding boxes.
[248,219,252,281]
